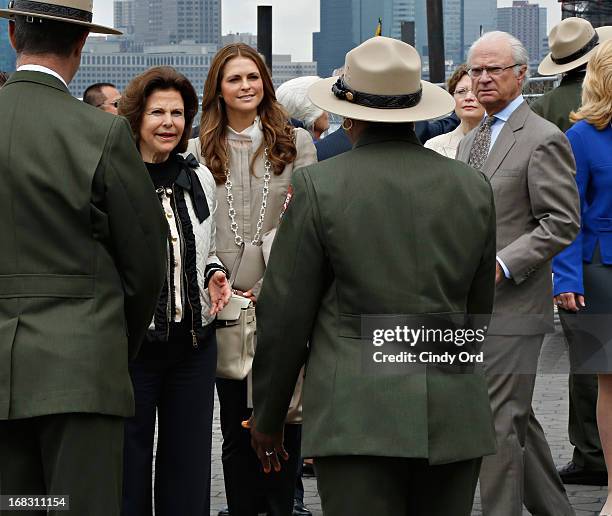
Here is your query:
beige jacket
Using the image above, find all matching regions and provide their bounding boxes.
[187,124,317,282]
[187,122,317,423]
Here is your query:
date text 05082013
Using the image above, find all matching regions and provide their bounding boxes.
[0,496,69,511]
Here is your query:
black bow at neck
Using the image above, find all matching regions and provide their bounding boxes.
[175,153,210,223]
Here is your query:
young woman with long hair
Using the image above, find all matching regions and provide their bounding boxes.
[187,43,317,515]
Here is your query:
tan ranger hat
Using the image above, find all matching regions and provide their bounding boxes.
[308,36,454,123]
[0,0,121,35]
[539,17,612,76]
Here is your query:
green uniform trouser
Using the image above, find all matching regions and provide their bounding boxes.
[0,413,124,516]
[315,455,482,516]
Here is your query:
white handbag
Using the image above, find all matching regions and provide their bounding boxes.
[215,301,256,380]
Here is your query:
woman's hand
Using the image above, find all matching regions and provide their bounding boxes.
[232,288,257,304]
[554,292,585,312]
[209,271,231,315]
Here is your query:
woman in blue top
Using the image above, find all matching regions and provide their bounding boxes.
[553,39,612,516]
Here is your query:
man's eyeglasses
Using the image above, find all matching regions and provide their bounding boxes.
[468,64,520,78]
[453,87,474,98]
[97,99,121,108]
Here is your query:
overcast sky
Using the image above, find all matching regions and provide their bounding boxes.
[91,0,561,61]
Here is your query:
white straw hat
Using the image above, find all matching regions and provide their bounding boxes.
[308,36,454,123]
[0,0,121,35]
[538,17,612,76]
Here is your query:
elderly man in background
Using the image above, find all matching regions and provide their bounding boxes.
[457,31,580,516]
[532,18,612,487]
[0,1,167,514]
[83,81,121,114]
[277,75,329,140]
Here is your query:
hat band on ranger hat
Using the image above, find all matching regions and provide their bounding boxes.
[332,77,423,110]
[8,0,93,22]
[551,32,599,65]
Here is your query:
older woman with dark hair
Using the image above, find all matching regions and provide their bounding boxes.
[424,64,484,157]
[119,66,231,516]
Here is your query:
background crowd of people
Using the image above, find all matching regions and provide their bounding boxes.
[1,0,612,515]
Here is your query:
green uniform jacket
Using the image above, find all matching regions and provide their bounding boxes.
[0,71,167,419]
[253,126,497,465]
[531,73,583,133]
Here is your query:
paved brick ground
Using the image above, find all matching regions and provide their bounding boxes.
[204,320,608,515]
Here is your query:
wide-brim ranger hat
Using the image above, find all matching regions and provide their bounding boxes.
[308,36,454,123]
[539,17,612,75]
[0,0,121,35]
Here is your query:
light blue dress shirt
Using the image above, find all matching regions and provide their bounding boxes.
[488,94,525,152]
[485,94,525,279]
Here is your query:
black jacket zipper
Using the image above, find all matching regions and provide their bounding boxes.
[171,189,198,349]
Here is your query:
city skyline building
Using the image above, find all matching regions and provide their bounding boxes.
[314,0,419,77]
[131,0,221,47]
[113,0,135,43]
[72,1,315,100]
[463,0,500,58]
[415,0,497,68]
[314,0,498,78]
[72,39,216,98]
[0,0,16,72]
[313,0,353,78]
[498,0,547,68]
[221,32,258,48]
[73,36,316,98]
[390,0,415,40]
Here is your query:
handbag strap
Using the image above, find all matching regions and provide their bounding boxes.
[227,243,246,288]
[224,147,272,246]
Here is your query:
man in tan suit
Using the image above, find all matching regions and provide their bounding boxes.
[457,31,580,516]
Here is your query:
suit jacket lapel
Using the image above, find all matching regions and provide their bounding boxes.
[458,126,477,162]
[482,126,515,179]
[482,101,530,179]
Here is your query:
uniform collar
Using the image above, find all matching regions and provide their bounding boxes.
[560,71,585,85]
[17,64,68,88]
[353,123,421,149]
[6,69,70,94]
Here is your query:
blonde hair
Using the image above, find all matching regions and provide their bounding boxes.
[570,39,612,129]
